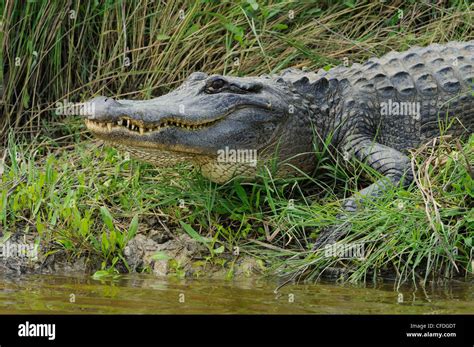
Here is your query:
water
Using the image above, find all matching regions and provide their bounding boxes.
[0,274,472,314]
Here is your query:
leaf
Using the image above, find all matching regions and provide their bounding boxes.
[50,210,58,226]
[151,251,171,261]
[465,237,472,248]
[185,24,200,37]
[223,22,243,37]
[92,270,110,280]
[234,182,249,208]
[271,23,288,31]
[180,221,210,244]
[58,238,73,250]
[156,34,170,40]
[344,0,356,8]
[79,217,89,237]
[36,220,46,235]
[0,231,12,244]
[127,214,139,241]
[92,270,120,280]
[101,232,109,253]
[118,253,131,273]
[22,92,30,109]
[246,0,258,11]
[100,206,114,231]
[109,229,116,251]
[214,245,225,254]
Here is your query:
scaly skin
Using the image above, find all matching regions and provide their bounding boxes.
[82,41,474,246]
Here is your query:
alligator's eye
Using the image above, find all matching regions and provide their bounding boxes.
[205,77,227,93]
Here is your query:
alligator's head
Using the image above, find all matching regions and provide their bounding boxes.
[82,72,317,183]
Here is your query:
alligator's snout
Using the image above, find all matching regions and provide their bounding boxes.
[82,92,225,136]
[82,96,123,120]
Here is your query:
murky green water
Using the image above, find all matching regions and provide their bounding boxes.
[0,274,472,314]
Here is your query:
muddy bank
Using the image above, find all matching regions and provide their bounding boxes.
[0,229,263,279]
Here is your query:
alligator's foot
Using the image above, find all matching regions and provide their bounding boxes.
[312,220,351,250]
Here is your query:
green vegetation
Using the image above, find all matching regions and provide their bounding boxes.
[1,1,473,287]
[2,119,472,286]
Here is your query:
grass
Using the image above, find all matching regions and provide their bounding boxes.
[272,135,473,285]
[2,0,473,135]
[1,1,473,287]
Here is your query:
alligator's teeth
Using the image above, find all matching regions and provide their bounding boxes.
[118,119,123,126]
[107,123,112,131]
[139,127,144,135]
[126,120,130,127]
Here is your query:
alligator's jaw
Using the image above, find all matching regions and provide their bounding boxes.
[84,115,221,153]
[84,115,221,135]
[85,118,260,183]
[83,111,225,156]
[114,143,198,167]
[115,144,258,184]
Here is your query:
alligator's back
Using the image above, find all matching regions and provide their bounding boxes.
[328,41,474,151]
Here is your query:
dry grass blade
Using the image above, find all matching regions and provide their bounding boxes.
[410,136,459,272]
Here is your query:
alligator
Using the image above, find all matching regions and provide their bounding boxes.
[81,41,474,247]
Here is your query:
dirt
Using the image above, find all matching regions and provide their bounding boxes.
[0,228,263,279]
[123,229,263,278]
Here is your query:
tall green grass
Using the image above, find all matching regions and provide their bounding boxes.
[2,0,472,138]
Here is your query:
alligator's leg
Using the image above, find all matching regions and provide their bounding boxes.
[313,137,413,249]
